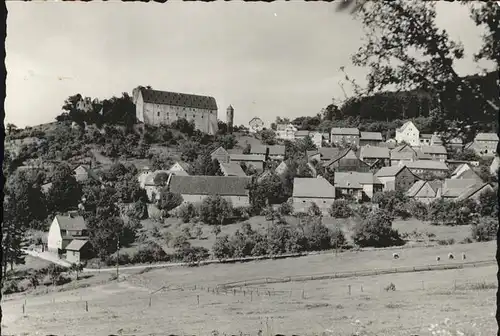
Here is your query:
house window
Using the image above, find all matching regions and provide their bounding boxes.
[303,200,306,203]
[157,112,160,117]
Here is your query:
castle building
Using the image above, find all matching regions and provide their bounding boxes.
[132,87,219,135]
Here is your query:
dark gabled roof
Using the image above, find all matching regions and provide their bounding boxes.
[360,132,383,141]
[456,183,493,201]
[210,146,229,157]
[169,175,252,196]
[56,215,87,231]
[331,127,360,135]
[375,165,407,177]
[360,145,390,159]
[230,154,266,162]
[406,160,449,171]
[251,145,286,156]
[420,145,447,155]
[322,148,353,166]
[475,133,499,141]
[334,172,382,189]
[65,239,89,251]
[139,88,218,110]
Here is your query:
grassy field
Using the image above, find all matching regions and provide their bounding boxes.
[2,241,495,336]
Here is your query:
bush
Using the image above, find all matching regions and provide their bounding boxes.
[278,201,294,216]
[303,221,333,251]
[199,195,233,225]
[177,203,197,223]
[355,204,372,220]
[328,200,353,218]
[105,253,132,266]
[407,200,429,220]
[384,283,396,292]
[176,245,209,265]
[330,227,347,249]
[352,209,404,248]
[2,280,23,295]
[471,217,498,242]
[232,206,250,221]
[212,235,234,260]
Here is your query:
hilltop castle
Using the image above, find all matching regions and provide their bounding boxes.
[132,86,219,135]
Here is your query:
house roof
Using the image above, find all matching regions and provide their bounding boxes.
[360,145,390,159]
[420,134,432,139]
[444,178,479,190]
[415,150,432,160]
[406,180,443,197]
[456,183,492,201]
[65,239,89,251]
[396,121,416,132]
[139,88,218,110]
[307,147,342,160]
[219,162,247,177]
[331,127,360,136]
[360,132,383,141]
[322,149,354,167]
[455,168,482,181]
[334,172,382,189]
[392,144,415,153]
[210,146,229,156]
[169,175,252,196]
[406,160,449,171]
[56,215,87,231]
[451,163,469,177]
[250,145,286,156]
[375,165,407,177]
[276,123,297,131]
[295,130,311,137]
[230,154,266,162]
[475,133,499,141]
[292,177,336,198]
[420,145,447,155]
[390,151,415,161]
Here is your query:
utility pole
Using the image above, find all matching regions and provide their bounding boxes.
[116,233,120,281]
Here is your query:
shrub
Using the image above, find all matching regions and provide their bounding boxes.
[355,204,372,220]
[384,283,396,292]
[105,253,132,266]
[212,235,234,260]
[131,243,169,264]
[330,227,347,249]
[407,200,429,220]
[471,217,498,242]
[278,201,294,216]
[2,280,23,295]
[328,200,353,218]
[172,233,190,249]
[307,202,323,218]
[232,206,250,221]
[303,221,333,251]
[199,195,233,225]
[176,245,209,265]
[352,209,404,248]
[477,188,498,217]
[177,203,197,223]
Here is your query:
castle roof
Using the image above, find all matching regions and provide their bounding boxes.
[139,88,218,110]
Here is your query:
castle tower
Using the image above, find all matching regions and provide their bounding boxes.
[226,105,234,133]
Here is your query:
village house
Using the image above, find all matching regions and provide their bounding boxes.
[406,180,443,204]
[330,128,360,147]
[219,162,247,177]
[210,146,231,164]
[405,160,450,178]
[250,144,286,161]
[374,165,420,192]
[381,138,397,149]
[132,87,219,135]
[272,161,317,178]
[292,176,336,214]
[322,148,371,173]
[72,164,99,183]
[167,161,191,176]
[395,121,420,147]
[441,178,494,202]
[359,132,384,147]
[229,154,266,171]
[294,130,323,148]
[419,145,448,162]
[275,123,298,140]
[465,133,499,157]
[447,137,464,152]
[359,145,390,168]
[390,150,416,166]
[168,175,252,208]
[419,134,432,146]
[143,170,171,201]
[307,148,345,163]
[65,240,93,264]
[450,163,483,183]
[334,172,383,201]
[47,213,88,256]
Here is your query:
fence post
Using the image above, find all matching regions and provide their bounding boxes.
[197,295,200,306]
[250,291,253,301]
[348,285,351,295]
[22,304,25,314]
[85,301,88,312]
[454,280,457,290]
[149,296,152,307]
[360,285,363,292]
[301,289,305,299]
[421,280,424,290]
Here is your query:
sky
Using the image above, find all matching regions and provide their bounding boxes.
[5,1,492,128]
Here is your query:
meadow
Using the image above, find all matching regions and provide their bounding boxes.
[2,241,496,336]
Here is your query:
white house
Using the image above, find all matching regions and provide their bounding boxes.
[334,171,383,201]
[167,161,191,176]
[395,121,420,147]
[47,213,87,255]
[276,123,298,140]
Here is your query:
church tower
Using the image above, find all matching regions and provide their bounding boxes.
[226,105,234,133]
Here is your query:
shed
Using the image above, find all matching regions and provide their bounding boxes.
[65,240,92,264]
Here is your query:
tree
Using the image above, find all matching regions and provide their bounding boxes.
[242,143,251,154]
[199,195,232,226]
[46,163,82,214]
[296,136,318,153]
[450,148,482,162]
[87,216,127,260]
[2,198,28,278]
[192,155,223,176]
[328,200,353,218]
[212,235,234,260]
[471,216,498,242]
[260,129,277,145]
[307,202,323,219]
[157,188,184,213]
[69,263,84,280]
[6,123,18,135]
[352,209,405,248]
[177,203,197,223]
[477,188,498,218]
[303,219,333,251]
[350,1,499,136]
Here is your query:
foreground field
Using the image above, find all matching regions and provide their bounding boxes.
[2,241,496,336]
